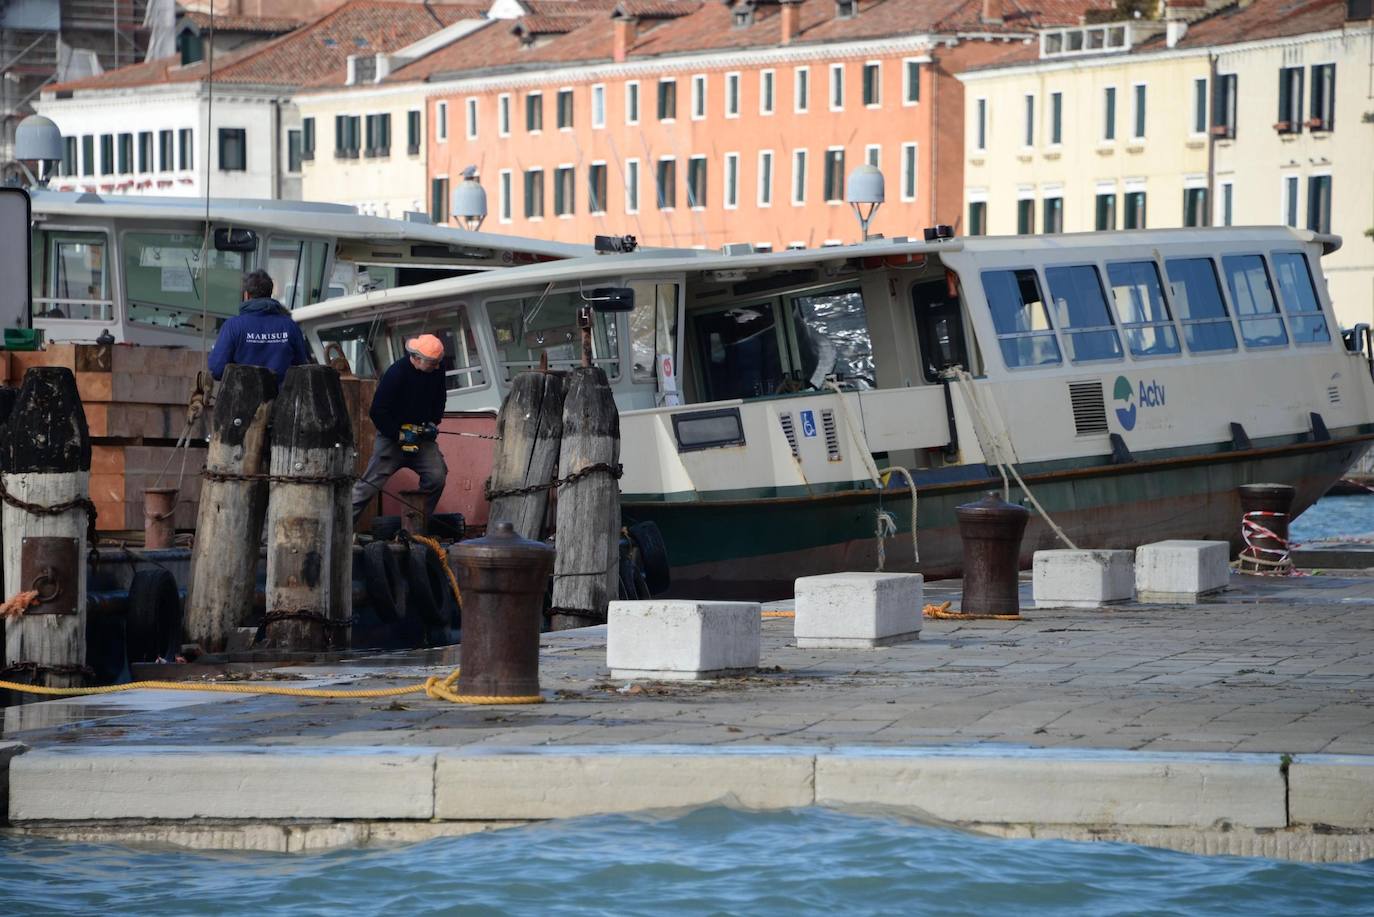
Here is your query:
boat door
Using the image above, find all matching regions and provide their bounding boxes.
[911,277,969,382]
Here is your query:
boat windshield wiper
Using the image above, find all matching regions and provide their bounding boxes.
[521,281,556,338]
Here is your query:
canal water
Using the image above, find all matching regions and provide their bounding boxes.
[1291,492,1374,544]
[2,807,1372,915]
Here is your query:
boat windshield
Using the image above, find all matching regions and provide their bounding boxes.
[486,288,619,380]
[31,230,112,321]
[122,231,248,335]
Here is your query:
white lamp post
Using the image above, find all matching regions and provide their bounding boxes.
[845,164,884,242]
[451,165,487,232]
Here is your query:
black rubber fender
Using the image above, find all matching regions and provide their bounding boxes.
[431,512,466,542]
[627,521,671,596]
[362,541,404,622]
[126,568,182,663]
[370,515,403,540]
[406,542,448,627]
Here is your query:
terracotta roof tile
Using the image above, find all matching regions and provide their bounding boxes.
[514,14,588,34]
[1166,0,1347,47]
[181,12,302,33]
[613,0,701,19]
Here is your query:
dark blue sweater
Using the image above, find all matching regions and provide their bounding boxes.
[369,357,447,440]
[207,298,310,385]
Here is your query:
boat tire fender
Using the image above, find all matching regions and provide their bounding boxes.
[406,543,448,627]
[362,542,404,622]
[628,521,671,596]
[126,568,183,663]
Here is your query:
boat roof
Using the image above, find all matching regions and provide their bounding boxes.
[291,225,1339,326]
[28,189,592,259]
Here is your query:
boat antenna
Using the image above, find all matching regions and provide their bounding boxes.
[197,0,217,357]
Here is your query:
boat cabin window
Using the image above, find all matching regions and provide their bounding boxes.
[628,281,679,386]
[1164,258,1238,353]
[790,288,874,389]
[32,231,112,321]
[694,302,785,400]
[266,237,330,310]
[486,289,619,380]
[1221,255,1288,349]
[1270,252,1330,345]
[1105,261,1181,357]
[122,231,248,334]
[318,322,379,379]
[1044,265,1123,363]
[981,268,1062,369]
[392,304,486,391]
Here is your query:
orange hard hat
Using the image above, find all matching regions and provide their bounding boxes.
[406,334,444,361]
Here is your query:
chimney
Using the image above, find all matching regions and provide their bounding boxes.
[780,0,802,45]
[613,15,637,62]
[1166,20,1187,47]
[981,0,1003,24]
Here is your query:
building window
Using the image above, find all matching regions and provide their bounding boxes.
[157,130,172,171]
[137,131,152,172]
[287,129,303,172]
[823,148,844,202]
[407,111,421,154]
[524,169,544,219]
[303,118,316,160]
[1017,198,1034,235]
[1212,74,1237,138]
[1307,175,1332,233]
[1283,175,1299,226]
[968,200,986,236]
[829,63,844,111]
[592,84,606,128]
[218,128,246,171]
[1183,187,1209,227]
[862,62,880,107]
[498,94,511,136]
[724,152,739,209]
[865,144,879,168]
[117,132,133,172]
[974,98,987,151]
[760,70,775,114]
[656,158,677,209]
[1023,94,1034,147]
[178,129,194,170]
[792,149,807,204]
[626,81,640,124]
[758,150,773,207]
[1049,92,1062,145]
[1042,196,1063,233]
[1132,83,1146,139]
[588,163,607,213]
[100,134,114,175]
[1277,67,1303,133]
[1310,63,1335,131]
[554,166,575,216]
[658,79,676,120]
[526,92,543,132]
[1123,190,1146,229]
[436,101,448,141]
[1192,78,1207,134]
[691,74,706,119]
[334,115,360,158]
[364,114,390,157]
[726,72,740,117]
[1103,86,1116,141]
[556,89,573,130]
[499,169,512,222]
[795,66,810,113]
[626,158,640,213]
[1219,181,1233,227]
[81,135,94,176]
[900,142,917,201]
[687,156,707,208]
[904,59,920,104]
[1095,192,1116,231]
[431,176,449,223]
[61,136,76,176]
[466,98,478,139]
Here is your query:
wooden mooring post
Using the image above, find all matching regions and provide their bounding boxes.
[184,364,276,653]
[486,371,566,540]
[0,384,21,668]
[264,365,355,651]
[1,368,93,688]
[550,366,620,630]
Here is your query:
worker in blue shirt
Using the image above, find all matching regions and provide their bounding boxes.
[207,270,310,385]
[351,334,449,523]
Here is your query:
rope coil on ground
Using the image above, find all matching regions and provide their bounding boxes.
[922,600,1023,622]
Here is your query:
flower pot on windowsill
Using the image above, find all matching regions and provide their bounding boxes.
[1306,117,1329,131]
[1273,120,1292,132]
[1209,125,1231,137]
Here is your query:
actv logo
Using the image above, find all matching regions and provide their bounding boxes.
[1113,375,1166,432]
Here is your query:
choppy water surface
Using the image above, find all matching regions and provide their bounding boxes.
[3,808,1372,916]
[1291,493,1374,544]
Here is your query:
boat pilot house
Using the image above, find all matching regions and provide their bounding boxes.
[294,227,1374,598]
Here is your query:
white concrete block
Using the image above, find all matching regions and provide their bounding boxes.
[1135,540,1230,603]
[1033,549,1135,608]
[815,753,1286,828]
[607,600,760,680]
[8,746,437,821]
[794,572,923,648]
[435,749,814,819]
[1289,757,1374,829]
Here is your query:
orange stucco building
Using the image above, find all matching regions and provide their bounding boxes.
[411,0,1098,250]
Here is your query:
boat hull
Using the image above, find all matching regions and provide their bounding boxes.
[625,434,1374,601]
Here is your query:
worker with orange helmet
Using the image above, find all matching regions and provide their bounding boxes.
[351,333,450,523]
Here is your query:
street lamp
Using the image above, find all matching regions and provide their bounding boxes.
[845,164,884,242]
[451,165,487,232]
[13,114,64,187]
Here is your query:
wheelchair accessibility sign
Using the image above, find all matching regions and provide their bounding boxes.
[800,409,818,438]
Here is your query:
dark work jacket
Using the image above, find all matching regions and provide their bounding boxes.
[369,356,447,440]
[207,297,310,384]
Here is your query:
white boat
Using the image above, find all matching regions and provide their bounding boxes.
[293,226,1374,597]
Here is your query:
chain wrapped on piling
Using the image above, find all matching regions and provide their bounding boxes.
[483,462,622,502]
[0,477,99,550]
[202,470,356,486]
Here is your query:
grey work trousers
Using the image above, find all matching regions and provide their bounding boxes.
[351,434,448,523]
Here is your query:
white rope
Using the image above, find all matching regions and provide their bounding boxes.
[943,368,1078,550]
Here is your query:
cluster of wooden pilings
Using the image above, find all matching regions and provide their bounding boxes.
[486,366,621,630]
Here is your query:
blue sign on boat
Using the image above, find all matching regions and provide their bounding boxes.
[800,409,817,438]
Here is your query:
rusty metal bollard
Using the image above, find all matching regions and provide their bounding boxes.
[956,491,1029,616]
[1237,483,1296,572]
[449,521,555,698]
[143,487,178,549]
